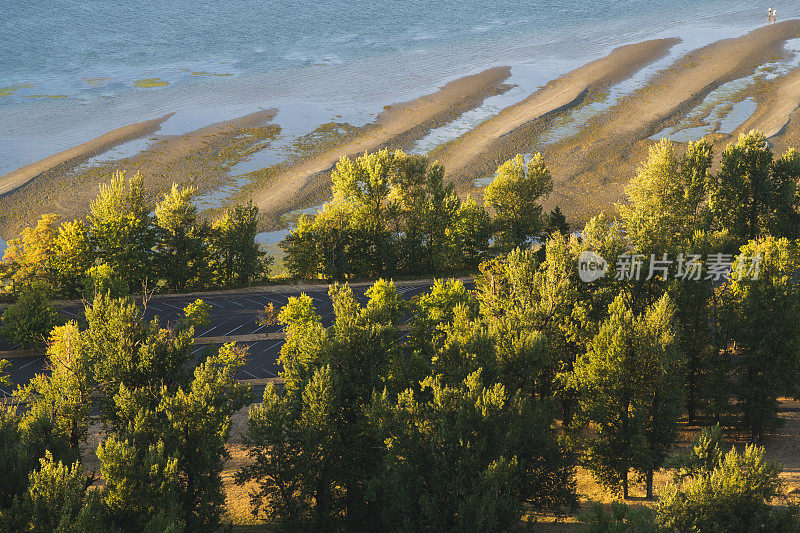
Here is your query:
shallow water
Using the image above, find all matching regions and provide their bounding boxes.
[1,1,791,176]
[651,37,800,142]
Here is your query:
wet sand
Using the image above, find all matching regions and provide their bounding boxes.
[739,67,800,139]
[248,66,513,222]
[0,110,279,236]
[431,38,680,178]
[4,21,800,239]
[450,20,800,223]
[0,113,174,195]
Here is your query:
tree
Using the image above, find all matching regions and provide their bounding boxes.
[237,281,405,529]
[484,153,553,251]
[708,130,800,242]
[83,263,128,300]
[17,451,109,533]
[619,138,711,254]
[49,220,94,298]
[88,171,153,292]
[657,441,799,532]
[574,294,683,499]
[447,196,492,270]
[390,153,460,274]
[281,213,320,279]
[0,213,60,290]
[158,343,251,530]
[0,281,61,348]
[211,202,268,288]
[154,184,208,292]
[722,236,800,440]
[367,368,576,531]
[547,206,570,236]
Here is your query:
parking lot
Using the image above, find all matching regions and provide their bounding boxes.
[1,282,448,396]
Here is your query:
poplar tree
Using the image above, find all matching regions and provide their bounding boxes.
[574,294,683,499]
[49,219,93,298]
[88,171,153,292]
[154,184,207,292]
[484,153,553,251]
[722,236,800,440]
[708,130,800,242]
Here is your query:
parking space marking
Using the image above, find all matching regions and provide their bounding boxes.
[223,323,247,337]
[19,357,44,369]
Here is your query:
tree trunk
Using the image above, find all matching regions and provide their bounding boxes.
[623,472,629,500]
[646,470,654,500]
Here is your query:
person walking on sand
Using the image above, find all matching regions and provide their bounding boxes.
[768,7,773,23]
[773,9,777,23]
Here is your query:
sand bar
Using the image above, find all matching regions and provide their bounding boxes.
[547,20,800,179]
[432,38,680,177]
[249,66,512,221]
[0,113,174,196]
[739,67,800,139]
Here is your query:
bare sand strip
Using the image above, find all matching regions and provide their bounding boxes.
[432,38,680,177]
[574,21,800,148]
[249,66,512,221]
[0,109,279,238]
[130,108,277,168]
[739,68,800,139]
[0,113,174,196]
[477,20,800,224]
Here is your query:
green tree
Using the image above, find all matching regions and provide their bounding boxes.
[98,436,183,532]
[619,138,711,254]
[574,294,683,499]
[211,202,268,287]
[237,281,405,529]
[367,368,576,531]
[484,153,553,251]
[0,281,61,348]
[49,219,94,298]
[158,342,251,530]
[0,213,60,290]
[154,184,208,292]
[88,171,153,292]
[708,130,800,242]
[447,196,492,270]
[83,263,128,300]
[390,153,460,274]
[330,150,396,276]
[280,213,320,279]
[722,236,800,440]
[657,441,799,532]
[17,451,109,533]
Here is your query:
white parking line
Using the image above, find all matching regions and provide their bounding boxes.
[19,357,44,369]
[241,368,259,379]
[240,296,267,306]
[223,323,247,336]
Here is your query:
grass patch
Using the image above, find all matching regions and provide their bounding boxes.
[0,83,34,97]
[190,71,233,77]
[25,94,67,99]
[133,78,169,88]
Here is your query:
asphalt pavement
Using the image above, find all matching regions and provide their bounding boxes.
[1,281,450,397]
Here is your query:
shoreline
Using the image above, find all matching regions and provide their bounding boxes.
[0,113,174,196]
[249,65,513,224]
[3,20,800,240]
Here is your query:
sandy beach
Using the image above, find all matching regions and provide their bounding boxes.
[431,38,680,178]
[0,113,174,196]
[248,66,513,223]
[0,109,279,236]
[3,19,800,238]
